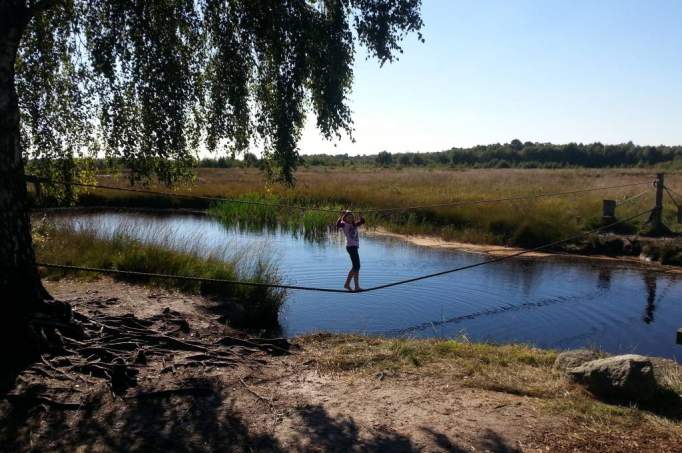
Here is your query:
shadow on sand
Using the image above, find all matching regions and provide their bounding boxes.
[1,377,521,452]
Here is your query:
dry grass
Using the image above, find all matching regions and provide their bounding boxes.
[80,167,681,246]
[300,333,559,398]
[298,333,682,449]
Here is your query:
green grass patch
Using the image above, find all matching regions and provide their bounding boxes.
[33,220,285,329]
[208,194,338,239]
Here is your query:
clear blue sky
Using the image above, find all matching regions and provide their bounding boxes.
[298,0,682,155]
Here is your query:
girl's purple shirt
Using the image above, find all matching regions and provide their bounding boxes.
[336,217,365,247]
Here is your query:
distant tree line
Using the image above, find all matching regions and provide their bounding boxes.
[294,140,682,169]
[197,152,261,168]
[49,141,682,172]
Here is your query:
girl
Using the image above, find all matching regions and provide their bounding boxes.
[336,210,365,292]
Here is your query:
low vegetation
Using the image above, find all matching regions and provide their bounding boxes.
[52,167,682,249]
[302,333,559,397]
[207,194,333,240]
[32,219,284,328]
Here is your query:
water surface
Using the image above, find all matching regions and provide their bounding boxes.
[52,211,682,361]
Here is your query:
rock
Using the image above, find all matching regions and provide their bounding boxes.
[649,357,682,388]
[597,236,626,255]
[568,354,658,402]
[553,349,605,372]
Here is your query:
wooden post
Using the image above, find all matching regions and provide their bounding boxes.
[677,328,682,345]
[652,173,664,232]
[602,199,616,224]
[643,173,671,235]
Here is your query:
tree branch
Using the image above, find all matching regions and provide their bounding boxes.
[28,0,64,16]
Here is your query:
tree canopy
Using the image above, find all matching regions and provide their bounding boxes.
[16,0,423,185]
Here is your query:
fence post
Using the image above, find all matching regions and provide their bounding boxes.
[602,200,616,223]
[652,173,664,231]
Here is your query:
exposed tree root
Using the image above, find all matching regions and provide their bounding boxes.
[239,377,274,406]
[4,304,291,411]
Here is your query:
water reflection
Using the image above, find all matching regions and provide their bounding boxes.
[598,268,612,290]
[643,274,657,324]
[519,261,539,297]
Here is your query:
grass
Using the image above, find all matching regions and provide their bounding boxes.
[55,167,680,248]
[32,218,285,328]
[301,333,560,397]
[299,334,682,449]
[206,194,334,240]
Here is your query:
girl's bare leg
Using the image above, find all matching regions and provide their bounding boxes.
[353,272,362,291]
[344,270,353,290]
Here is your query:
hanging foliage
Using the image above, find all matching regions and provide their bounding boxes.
[15,0,424,185]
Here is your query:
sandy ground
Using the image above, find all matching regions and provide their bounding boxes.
[1,278,679,452]
[367,227,682,274]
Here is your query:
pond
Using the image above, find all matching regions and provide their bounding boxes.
[50,211,682,361]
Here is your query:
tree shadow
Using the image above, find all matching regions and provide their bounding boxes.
[421,427,521,453]
[2,381,521,452]
[289,403,418,452]
[2,377,281,452]
[289,404,520,453]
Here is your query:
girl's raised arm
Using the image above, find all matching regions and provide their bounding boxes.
[355,212,365,227]
[336,210,345,228]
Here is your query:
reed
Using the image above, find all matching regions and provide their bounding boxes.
[207,195,335,239]
[32,219,285,328]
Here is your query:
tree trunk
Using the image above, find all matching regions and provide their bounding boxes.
[0,2,70,376]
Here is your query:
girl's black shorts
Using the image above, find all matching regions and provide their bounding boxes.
[346,246,360,272]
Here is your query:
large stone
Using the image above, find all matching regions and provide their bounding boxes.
[553,349,605,372]
[568,354,658,402]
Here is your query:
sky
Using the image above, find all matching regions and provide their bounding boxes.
[297,0,682,155]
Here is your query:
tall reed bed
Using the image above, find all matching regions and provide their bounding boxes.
[207,195,337,240]
[33,219,285,328]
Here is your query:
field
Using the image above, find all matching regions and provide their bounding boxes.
[65,167,682,248]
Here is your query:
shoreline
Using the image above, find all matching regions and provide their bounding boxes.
[34,205,682,274]
[366,226,682,274]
